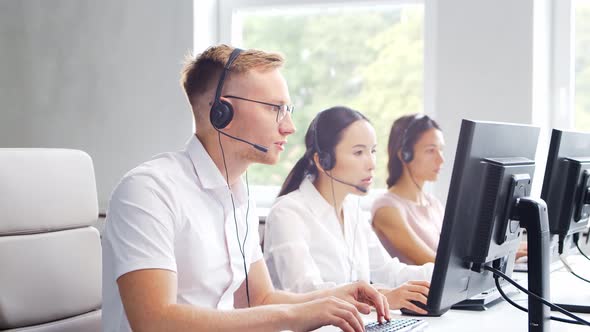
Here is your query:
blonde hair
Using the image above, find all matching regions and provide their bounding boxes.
[180,44,285,106]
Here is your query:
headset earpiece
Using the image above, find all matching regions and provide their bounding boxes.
[318,151,335,171]
[312,113,335,171]
[400,114,429,163]
[401,148,414,163]
[210,48,242,130]
[210,99,234,129]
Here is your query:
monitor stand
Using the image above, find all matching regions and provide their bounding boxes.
[451,278,520,311]
[513,197,551,332]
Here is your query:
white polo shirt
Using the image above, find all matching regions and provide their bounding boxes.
[264,177,433,293]
[102,135,262,332]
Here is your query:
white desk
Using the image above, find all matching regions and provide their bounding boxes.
[317,255,590,331]
[317,303,589,331]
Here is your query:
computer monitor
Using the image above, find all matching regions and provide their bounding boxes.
[541,129,590,255]
[419,120,550,329]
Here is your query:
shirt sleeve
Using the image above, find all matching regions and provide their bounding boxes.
[103,174,177,279]
[364,220,434,287]
[263,198,337,293]
[247,197,263,265]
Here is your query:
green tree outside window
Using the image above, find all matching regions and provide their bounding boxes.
[240,6,424,188]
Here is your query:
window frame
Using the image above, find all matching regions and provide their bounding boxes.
[551,0,576,129]
[217,0,434,117]
[216,0,433,212]
[219,0,426,42]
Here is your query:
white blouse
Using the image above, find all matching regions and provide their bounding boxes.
[263,177,433,293]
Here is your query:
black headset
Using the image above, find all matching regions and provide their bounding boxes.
[209,48,253,307]
[210,48,243,130]
[400,114,429,163]
[311,113,335,170]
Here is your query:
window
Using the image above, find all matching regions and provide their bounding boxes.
[575,0,590,130]
[228,2,424,188]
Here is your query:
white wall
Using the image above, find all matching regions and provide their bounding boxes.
[0,0,564,212]
[430,0,545,203]
[0,0,193,211]
[0,1,27,146]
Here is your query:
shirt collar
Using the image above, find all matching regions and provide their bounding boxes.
[299,176,338,218]
[185,135,248,204]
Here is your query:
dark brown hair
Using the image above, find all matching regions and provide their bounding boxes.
[386,114,441,187]
[278,106,369,197]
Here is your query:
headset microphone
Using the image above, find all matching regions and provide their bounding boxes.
[215,128,269,153]
[324,171,368,193]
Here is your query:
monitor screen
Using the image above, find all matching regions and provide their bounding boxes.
[425,119,540,315]
[541,129,590,254]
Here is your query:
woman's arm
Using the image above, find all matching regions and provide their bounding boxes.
[365,215,433,287]
[372,206,436,265]
[377,281,430,315]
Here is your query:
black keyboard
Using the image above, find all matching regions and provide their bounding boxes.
[365,318,427,332]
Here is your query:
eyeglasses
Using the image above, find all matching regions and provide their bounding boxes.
[224,95,295,123]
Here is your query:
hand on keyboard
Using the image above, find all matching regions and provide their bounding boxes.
[399,300,430,316]
[384,281,430,315]
[288,296,366,332]
[365,318,428,332]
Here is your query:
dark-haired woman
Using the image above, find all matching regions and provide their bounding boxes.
[263,107,433,314]
[372,114,527,266]
[371,114,445,266]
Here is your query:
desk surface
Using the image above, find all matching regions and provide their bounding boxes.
[317,255,590,331]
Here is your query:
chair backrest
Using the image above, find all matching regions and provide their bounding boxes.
[0,149,102,331]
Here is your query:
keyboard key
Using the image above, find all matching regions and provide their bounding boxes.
[365,318,427,332]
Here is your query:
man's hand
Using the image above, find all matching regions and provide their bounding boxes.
[326,281,391,323]
[383,281,429,315]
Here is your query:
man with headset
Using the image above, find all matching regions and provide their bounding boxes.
[101,44,390,331]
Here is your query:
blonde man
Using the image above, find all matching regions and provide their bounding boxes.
[102,45,390,332]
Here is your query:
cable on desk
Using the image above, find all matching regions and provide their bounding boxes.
[484,265,590,326]
[577,241,590,261]
[560,255,590,284]
[491,272,579,324]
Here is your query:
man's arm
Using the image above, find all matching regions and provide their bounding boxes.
[118,267,369,332]
[235,259,325,306]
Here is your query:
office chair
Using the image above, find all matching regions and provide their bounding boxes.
[0,149,102,331]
